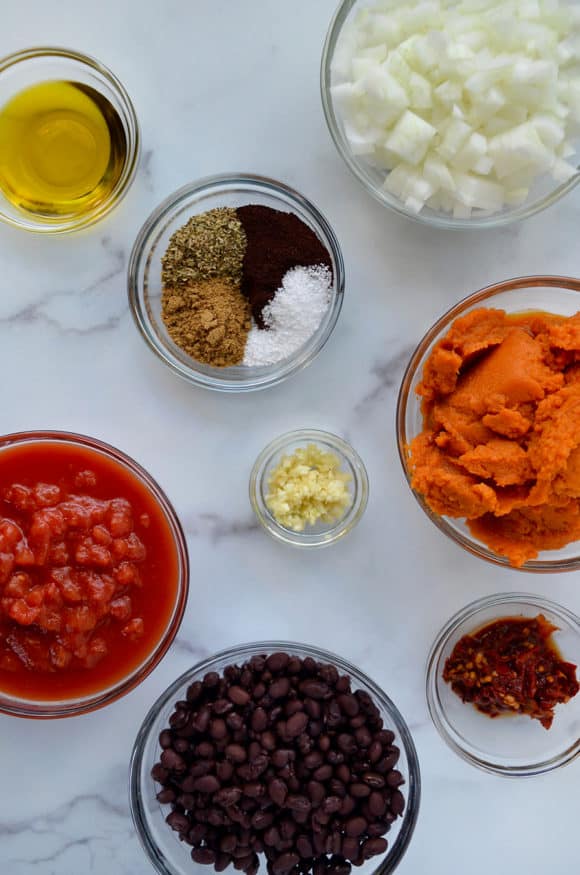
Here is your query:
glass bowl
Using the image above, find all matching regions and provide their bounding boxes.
[0,47,140,233]
[250,429,369,547]
[130,641,421,875]
[397,275,580,572]
[0,430,188,718]
[127,174,345,393]
[321,1,580,230]
[426,593,580,777]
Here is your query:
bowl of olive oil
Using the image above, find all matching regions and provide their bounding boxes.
[0,47,139,233]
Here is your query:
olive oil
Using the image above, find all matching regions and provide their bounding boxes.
[0,80,127,218]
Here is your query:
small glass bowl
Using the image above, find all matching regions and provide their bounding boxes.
[321,1,580,230]
[0,430,188,718]
[128,174,345,393]
[397,275,580,572]
[130,641,421,875]
[0,47,140,233]
[426,594,580,777]
[250,429,369,547]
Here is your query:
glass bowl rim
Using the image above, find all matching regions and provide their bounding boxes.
[129,639,421,875]
[425,592,580,777]
[0,45,140,234]
[249,429,370,548]
[127,172,345,393]
[320,0,580,230]
[396,274,580,573]
[0,429,189,718]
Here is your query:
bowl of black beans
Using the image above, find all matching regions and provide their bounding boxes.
[130,643,420,875]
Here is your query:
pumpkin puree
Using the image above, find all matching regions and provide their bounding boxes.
[409,308,580,567]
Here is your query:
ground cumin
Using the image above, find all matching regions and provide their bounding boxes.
[162,278,251,367]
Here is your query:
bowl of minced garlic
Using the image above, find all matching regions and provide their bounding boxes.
[250,430,369,547]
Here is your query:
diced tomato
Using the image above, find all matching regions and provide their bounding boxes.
[109,595,132,621]
[122,617,145,641]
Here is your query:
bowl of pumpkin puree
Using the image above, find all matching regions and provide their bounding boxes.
[397,276,580,572]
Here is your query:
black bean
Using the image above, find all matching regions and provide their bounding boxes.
[264,826,282,847]
[286,712,309,738]
[187,681,203,702]
[390,790,405,817]
[304,698,321,719]
[270,678,291,699]
[339,796,355,817]
[285,700,304,717]
[269,778,288,807]
[367,822,391,837]
[252,707,268,732]
[345,817,367,837]
[273,852,300,874]
[296,835,314,859]
[322,796,342,815]
[341,837,360,861]
[252,810,274,830]
[151,763,168,782]
[156,788,175,804]
[362,837,388,858]
[299,680,330,700]
[285,795,311,814]
[368,791,386,817]
[215,787,242,808]
[216,761,234,782]
[215,852,232,872]
[328,855,351,875]
[272,749,294,768]
[229,686,251,706]
[266,653,290,673]
[194,775,220,794]
[368,740,383,763]
[329,779,346,798]
[337,694,359,717]
[192,847,216,865]
[244,782,266,799]
[210,718,228,740]
[386,770,405,788]
[160,749,185,772]
[165,811,189,832]
[307,781,325,805]
[261,731,277,751]
[226,743,247,763]
[312,764,332,781]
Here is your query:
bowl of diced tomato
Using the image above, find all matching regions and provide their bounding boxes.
[0,431,189,718]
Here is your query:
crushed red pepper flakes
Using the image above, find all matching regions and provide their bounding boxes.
[443,614,579,730]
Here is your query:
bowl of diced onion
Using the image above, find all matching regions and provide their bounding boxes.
[321,0,580,228]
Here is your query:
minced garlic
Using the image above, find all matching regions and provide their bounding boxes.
[266,444,352,532]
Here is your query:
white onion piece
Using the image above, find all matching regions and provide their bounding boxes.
[331,0,580,217]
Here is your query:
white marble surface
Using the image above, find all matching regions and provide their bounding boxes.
[0,1,579,873]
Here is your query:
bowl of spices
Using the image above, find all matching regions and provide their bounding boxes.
[250,430,369,547]
[130,641,420,875]
[128,174,345,392]
[0,47,139,233]
[426,593,580,776]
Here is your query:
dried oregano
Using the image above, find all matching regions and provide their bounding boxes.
[162,207,246,288]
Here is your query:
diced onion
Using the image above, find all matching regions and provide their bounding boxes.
[330,0,580,217]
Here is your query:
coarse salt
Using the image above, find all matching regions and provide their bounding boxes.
[243,265,332,367]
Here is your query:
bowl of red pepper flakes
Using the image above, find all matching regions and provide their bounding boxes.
[426,594,580,776]
[0,431,189,718]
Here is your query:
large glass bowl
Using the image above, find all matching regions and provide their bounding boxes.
[321,1,580,230]
[0,430,189,718]
[130,641,421,875]
[127,174,345,393]
[397,275,580,572]
[426,593,580,777]
[0,47,140,233]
